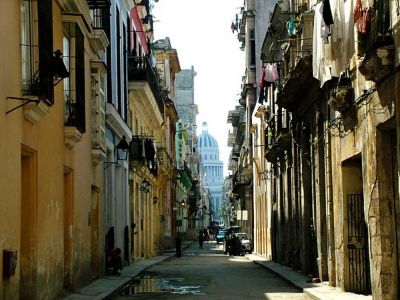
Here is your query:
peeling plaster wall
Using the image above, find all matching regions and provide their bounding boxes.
[331,81,398,298]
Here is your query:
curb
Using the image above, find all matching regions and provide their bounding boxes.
[249,257,372,300]
[102,241,195,299]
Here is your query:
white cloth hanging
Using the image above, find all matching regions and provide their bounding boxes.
[313,2,332,86]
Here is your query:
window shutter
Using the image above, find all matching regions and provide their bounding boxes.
[75,24,86,133]
[123,23,128,121]
[38,0,54,103]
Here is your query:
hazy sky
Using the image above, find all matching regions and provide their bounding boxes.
[152,0,244,176]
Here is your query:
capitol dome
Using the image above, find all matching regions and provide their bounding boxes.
[198,121,224,222]
[198,122,219,149]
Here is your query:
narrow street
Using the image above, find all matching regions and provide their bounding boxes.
[112,241,311,300]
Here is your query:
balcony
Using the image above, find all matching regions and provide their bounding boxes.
[227,106,244,127]
[128,56,164,114]
[89,8,109,53]
[265,142,283,163]
[227,129,237,147]
[358,35,394,83]
[328,76,354,112]
[261,4,290,63]
[236,175,252,185]
[357,2,393,82]
[158,147,173,177]
[276,130,291,150]
[277,57,319,111]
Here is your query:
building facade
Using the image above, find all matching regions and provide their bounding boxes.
[153,37,181,249]
[104,0,133,268]
[0,0,111,298]
[127,1,165,259]
[252,0,400,299]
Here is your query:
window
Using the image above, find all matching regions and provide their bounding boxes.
[116,7,122,113]
[90,8,103,29]
[63,22,85,133]
[21,0,53,103]
[63,35,71,123]
[123,22,128,121]
[250,29,255,66]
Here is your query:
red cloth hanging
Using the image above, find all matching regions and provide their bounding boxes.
[259,64,265,90]
[354,0,362,23]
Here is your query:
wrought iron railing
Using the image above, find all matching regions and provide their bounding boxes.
[128,56,164,114]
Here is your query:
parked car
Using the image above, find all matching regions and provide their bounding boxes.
[236,233,253,254]
[216,229,227,243]
[225,232,253,255]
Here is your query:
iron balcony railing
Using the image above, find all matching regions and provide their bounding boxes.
[128,55,164,114]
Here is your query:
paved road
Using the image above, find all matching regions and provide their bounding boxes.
[112,241,311,300]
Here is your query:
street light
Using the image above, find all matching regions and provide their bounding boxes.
[116,136,130,160]
[104,136,130,169]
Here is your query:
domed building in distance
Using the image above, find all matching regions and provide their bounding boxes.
[198,122,224,222]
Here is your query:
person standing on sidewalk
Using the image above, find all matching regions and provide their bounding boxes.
[176,234,182,257]
[130,223,137,261]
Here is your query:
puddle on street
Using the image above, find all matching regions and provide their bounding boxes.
[118,273,206,296]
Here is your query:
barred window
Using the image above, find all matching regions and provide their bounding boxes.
[21,0,53,103]
[21,0,39,93]
[63,35,71,124]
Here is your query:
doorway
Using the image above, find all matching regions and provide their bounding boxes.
[63,167,74,289]
[342,157,371,294]
[91,185,100,275]
[20,146,37,299]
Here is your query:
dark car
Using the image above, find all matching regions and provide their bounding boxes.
[223,226,242,254]
[216,229,227,243]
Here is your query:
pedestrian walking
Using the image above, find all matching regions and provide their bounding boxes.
[198,230,204,249]
[203,228,209,241]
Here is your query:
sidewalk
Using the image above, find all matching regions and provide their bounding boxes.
[60,241,193,300]
[247,254,372,300]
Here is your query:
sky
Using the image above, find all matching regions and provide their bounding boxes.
[152,0,244,177]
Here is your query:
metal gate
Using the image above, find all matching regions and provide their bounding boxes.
[347,194,371,294]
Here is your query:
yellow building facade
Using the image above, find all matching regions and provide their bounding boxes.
[0,0,108,298]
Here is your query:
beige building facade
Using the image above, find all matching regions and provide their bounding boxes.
[255,0,400,299]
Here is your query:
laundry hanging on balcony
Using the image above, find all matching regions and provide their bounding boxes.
[322,0,334,26]
[287,16,296,36]
[258,64,266,104]
[313,2,333,86]
[130,136,158,176]
[265,63,279,83]
[130,136,145,163]
[145,138,158,176]
[354,0,373,35]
